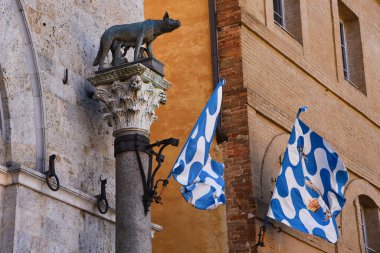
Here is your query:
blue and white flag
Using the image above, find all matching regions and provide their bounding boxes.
[170,80,226,210]
[268,107,349,243]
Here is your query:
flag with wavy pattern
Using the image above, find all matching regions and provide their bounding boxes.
[268,107,349,243]
[170,80,226,210]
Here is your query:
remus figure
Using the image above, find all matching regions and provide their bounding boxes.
[93,12,181,70]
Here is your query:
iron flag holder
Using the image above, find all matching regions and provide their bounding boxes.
[44,154,60,191]
[114,134,179,215]
[96,176,109,214]
[255,224,267,247]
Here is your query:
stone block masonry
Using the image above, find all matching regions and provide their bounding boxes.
[0,0,148,251]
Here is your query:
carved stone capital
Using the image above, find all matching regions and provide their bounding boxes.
[88,64,171,135]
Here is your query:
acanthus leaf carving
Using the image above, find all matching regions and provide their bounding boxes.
[93,74,167,135]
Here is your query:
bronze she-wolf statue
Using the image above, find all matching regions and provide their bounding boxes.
[93,12,181,70]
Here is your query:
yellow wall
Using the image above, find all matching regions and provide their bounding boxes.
[145,1,228,253]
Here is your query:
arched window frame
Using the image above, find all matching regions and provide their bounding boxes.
[355,195,380,253]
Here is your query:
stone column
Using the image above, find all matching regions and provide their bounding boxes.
[88,63,171,253]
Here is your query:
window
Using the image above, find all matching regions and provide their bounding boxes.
[273,0,285,27]
[360,207,374,253]
[339,22,350,80]
[358,195,380,253]
[338,1,366,93]
[273,0,302,44]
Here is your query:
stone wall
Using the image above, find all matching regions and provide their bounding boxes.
[2,185,114,253]
[0,0,143,204]
[0,0,143,251]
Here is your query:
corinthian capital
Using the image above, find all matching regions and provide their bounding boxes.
[88,63,171,135]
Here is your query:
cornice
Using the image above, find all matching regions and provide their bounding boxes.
[0,165,162,236]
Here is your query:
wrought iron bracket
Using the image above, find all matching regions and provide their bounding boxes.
[62,69,68,84]
[44,154,60,191]
[255,224,267,247]
[114,134,179,215]
[114,134,150,156]
[95,176,109,214]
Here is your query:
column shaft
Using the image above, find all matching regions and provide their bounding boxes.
[115,148,152,253]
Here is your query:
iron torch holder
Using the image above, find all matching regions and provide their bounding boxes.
[114,134,179,215]
[44,154,60,191]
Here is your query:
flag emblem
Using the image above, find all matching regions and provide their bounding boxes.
[170,80,226,210]
[268,107,349,243]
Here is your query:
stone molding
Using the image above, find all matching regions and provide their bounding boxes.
[0,165,162,237]
[88,64,171,135]
[88,63,171,90]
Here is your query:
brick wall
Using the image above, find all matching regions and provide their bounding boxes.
[216,0,257,252]
[217,0,380,252]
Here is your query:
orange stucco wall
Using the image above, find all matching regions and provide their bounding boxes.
[145,1,228,253]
